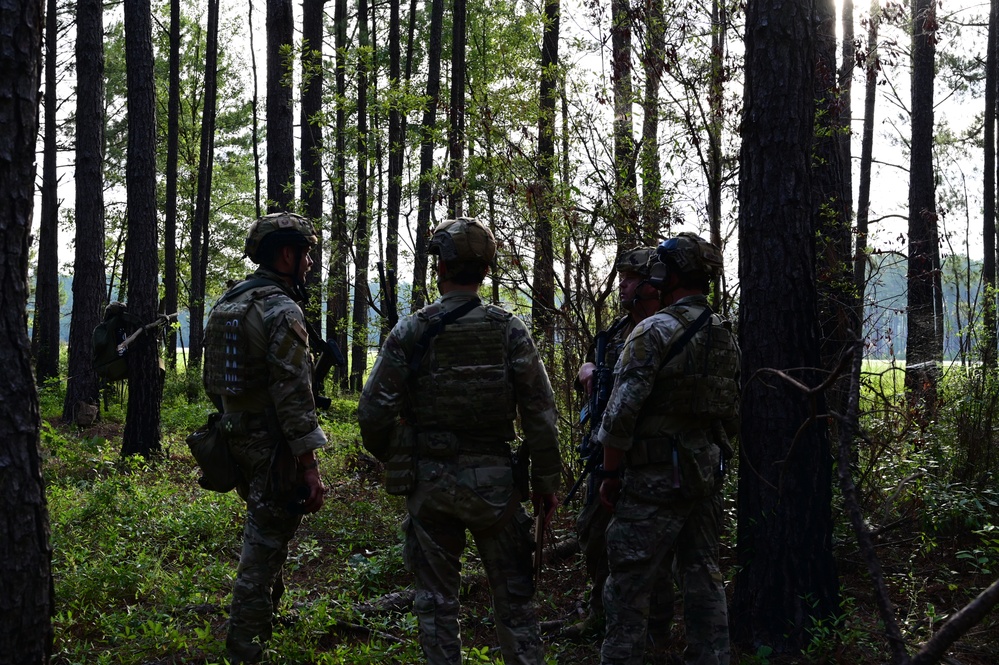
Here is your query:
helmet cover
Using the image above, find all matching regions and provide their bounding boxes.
[244,212,318,263]
[428,217,497,265]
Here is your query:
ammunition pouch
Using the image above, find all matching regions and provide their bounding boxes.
[186,412,242,493]
[384,424,418,496]
[416,430,512,459]
[629,433,722,500]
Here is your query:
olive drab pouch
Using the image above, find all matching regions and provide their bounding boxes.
[676,434,722,499]
[384,424,418,496]
[186,412,241,492]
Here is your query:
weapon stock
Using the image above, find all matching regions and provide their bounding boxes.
[305,320,346,410]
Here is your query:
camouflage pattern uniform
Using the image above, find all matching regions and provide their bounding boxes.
[204,265,327,662]
[597,294,739,665]
[358,289,562,665]
[574,316,675,639]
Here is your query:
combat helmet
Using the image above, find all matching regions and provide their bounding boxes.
[428,217,497,266]
[647,232,723,289]
[615,247,656,276]
[244,212,318,264]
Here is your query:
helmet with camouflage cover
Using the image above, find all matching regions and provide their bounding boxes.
[428,217,497,266]
[647,232,723,289]
[244,212,318,264]
[615,247,656,277]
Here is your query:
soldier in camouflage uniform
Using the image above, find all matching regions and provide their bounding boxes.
[596,233,740,665]
[357,218,562,665]
[566,248,676,643]
[203,212,328,664]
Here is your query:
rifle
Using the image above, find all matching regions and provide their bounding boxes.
[564,317,629,505]
[305,319,346,410]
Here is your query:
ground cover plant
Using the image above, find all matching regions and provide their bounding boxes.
[38,364,999,664]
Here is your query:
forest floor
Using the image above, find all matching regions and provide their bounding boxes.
[42,388,999,665]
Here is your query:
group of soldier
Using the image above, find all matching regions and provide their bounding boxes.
[203,212,741,665]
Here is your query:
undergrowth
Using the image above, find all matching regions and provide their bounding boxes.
[36,365,999,664]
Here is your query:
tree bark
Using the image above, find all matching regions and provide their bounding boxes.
[384,0,403,331]
[411,0,444,310]
[63,0,106,423]
[531,0,559,360]
[267,0,295,211]
[121,0,164,459]
[611,0,638,249]
[33,0,61,384]
[351,0,372,391]
[186,0,220,402]
[301,0,326,331]
[447,0,466,218]
[163,0,180,370]
[732,0,840,650]
[329,0,350,388]
[0,0,53,659]
[904,0,940,393]
[639,0,663,244]
[982,0,997,366]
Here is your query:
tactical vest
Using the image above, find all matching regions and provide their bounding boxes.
[203,282,286,396]
[411,303,517,437]
[639,303,740,428]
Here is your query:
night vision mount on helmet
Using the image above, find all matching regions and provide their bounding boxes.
[428,217,497,266]
[647,232,723,289]
[244,212,318,264]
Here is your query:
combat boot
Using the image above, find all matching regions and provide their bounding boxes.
[562,611,604,642]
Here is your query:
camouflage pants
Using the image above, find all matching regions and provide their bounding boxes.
[601,490,728,665]
[577,496,675,635]
[404,453,543,665]
[227,433,302,655]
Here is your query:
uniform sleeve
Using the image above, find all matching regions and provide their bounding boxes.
[508,317,562,494]
[265,302,327,457]
[593,320,665,452]
[357,320,413,455]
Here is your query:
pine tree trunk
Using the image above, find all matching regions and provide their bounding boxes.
[33,0,61,384]
[301,0,326,329]
[163,0,181,370]
[63,0,106,424]
[983,0,998,365]
[0,0,53,659]
[267,0,295,211]
[732,0,840,650]
[351,0,371,391]
[121,0,164,459]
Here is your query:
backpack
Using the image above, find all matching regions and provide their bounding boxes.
[92,302,142,382]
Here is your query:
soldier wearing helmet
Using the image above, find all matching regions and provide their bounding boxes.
[565,247,676,646]
[358,217,562,665]
[596,232,739,665]
[204,212,327,663]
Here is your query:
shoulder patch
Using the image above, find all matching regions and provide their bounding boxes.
[630,320,653,338]
[289,317,309,345]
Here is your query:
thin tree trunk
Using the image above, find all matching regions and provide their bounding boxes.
[249,0,262,217]
[531,0,559,360]
[611,0,637,249]
[267,0,295,211]
[639,0,663,243]
[0,0,53,658]
[708,0,726,309]
[384,0,402,330]
[329,0,350,388]
[33,0,61,383]
[351,0,372,390]
[186,0,220,403]
[904,0,940,397]
[984,0,998,366]
[301,0,326,330]
[63,0,106,423]
[447,0,466,218]
[854,0,879,304]
[163,0,180,370]
[412,0,445,310]
[121,0,164,459]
